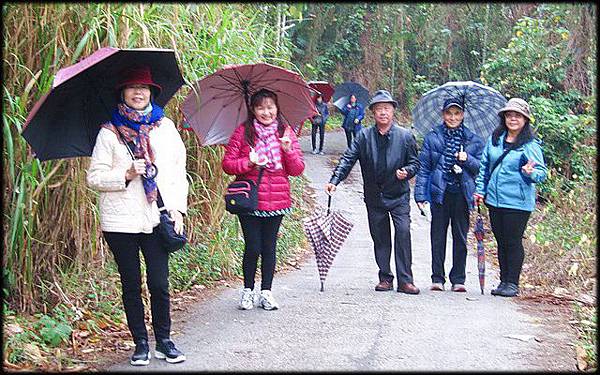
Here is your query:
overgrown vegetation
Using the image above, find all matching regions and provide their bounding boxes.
[2,2,597,371]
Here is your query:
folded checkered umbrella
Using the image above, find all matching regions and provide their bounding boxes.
[411,81,507,140]
[302,195,354,292]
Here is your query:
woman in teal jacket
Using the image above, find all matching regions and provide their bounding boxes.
[474,98,547,297]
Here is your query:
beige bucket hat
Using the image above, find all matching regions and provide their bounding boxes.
[497,97,531,121]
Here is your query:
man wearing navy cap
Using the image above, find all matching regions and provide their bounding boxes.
[414,97,484,293]
[326,90,421,294]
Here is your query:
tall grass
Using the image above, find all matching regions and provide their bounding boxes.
[2,3,295,313]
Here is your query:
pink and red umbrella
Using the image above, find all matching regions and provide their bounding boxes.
[181,63,318,145]
[308,81,335,103]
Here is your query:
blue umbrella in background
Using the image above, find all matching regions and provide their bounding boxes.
[332,81,369,110]
[411,81,507,140]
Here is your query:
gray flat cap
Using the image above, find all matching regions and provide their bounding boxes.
[368,89,398,110]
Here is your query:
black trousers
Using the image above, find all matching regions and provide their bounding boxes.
[487,205,531,285]
[238,214,284,290]
[311,122,325,151]
[430,191,469,285]
[366,197,414,285]
[103,227,170,344]
[344,128,354,148]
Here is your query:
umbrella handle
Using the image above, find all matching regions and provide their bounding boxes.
[320,281,324,292]
[327,194,332,216]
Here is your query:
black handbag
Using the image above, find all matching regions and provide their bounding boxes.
[118,131,187,253]
[225,167,265,215]
[156,189,187,253]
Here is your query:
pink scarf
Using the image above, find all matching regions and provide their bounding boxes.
[254,119,283,170]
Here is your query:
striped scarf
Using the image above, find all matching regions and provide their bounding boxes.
[254,119,283,170]
[442,124,464,184]
[102,102,163,203]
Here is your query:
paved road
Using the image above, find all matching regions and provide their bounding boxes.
[110,128,575,372]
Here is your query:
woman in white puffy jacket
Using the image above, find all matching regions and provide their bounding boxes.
[86,65,188,366]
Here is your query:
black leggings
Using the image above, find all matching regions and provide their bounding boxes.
[238,214,284,290]
[487,205,531,285]
[103,227,170,343]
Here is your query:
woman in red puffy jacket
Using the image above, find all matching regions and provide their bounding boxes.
[222,88,305,311]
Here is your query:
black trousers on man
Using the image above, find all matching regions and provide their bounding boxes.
[311,122,325,152]
[487,205,531,285]
[103,227,170,344]
[344,128,354,148]
[430,191,469,285]
[366,196,414,285]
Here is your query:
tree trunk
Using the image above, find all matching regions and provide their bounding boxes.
[563,4,594,97]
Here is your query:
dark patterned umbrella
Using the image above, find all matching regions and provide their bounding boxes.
[332,81,369,110]
[412,81,507,140]
[302,195,354,292]
[474,204,486,294]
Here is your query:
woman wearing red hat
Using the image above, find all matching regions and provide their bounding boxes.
[86,65,188,365]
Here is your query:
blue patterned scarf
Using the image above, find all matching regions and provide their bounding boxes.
[442,123,464,185]
[104,102,164,203]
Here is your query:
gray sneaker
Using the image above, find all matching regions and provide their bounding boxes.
[312,149,318,154]
[259,290,279,310]
[239,288,255,310]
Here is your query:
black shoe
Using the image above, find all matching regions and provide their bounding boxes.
[155,339,186,363]
[491,282,507,296]
[130,339,150,366]
[497,282,519,297]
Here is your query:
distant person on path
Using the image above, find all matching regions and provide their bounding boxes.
[326,89,421,294]
[473,98,547,297]
[340,94,365,148]
[414,98,484,293]
[86,66,188,365]
[222,88,305,311]
[310,94,329,155]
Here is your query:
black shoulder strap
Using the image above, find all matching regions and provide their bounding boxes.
[489,142,517,176]
[116,128,167,211]
[256,167,265,186]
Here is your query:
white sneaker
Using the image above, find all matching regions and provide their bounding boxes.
[239,288,255,310]
[259,290,279,310]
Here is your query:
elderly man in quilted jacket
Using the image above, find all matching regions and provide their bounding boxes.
[326,89,421,294]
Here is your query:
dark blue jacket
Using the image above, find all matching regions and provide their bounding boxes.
[311,101,329,125]
[340,102,365,131]
[414,124,484,209]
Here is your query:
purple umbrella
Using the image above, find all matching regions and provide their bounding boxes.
[21,47,184,161]
[181,63,318,145]
[474,204,486,294]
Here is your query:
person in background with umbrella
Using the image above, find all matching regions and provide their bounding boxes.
[473,98,547,297]
[310,94,329,155]
[340,94,365,148]
[86,66,188,365]
[326,90,421,295]
[414,98,484,293]
[222,88,305,311]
